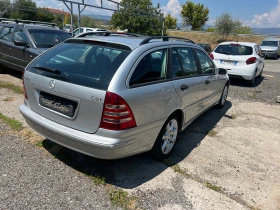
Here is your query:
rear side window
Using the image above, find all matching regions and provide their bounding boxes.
[0,26,14,41]
[215,44,253,55]
[129,49,167,86]
[27,43,130,90]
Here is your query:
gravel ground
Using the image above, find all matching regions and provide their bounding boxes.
[0,123,119,210]
[0,59,279,210]
[228,59,280,104]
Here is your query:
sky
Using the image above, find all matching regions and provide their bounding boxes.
[31,0,280,28]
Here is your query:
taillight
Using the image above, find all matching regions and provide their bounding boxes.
[246,57,257,65]
[99,92,136,130]
[22,71,28,100]
[210,53,214,60]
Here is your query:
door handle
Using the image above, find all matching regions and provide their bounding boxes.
[180,84,189,91]
[205,80,210,84]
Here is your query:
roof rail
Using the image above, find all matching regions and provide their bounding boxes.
[104,32,144,37]
[0,18,57,27]
[139,36,195,45]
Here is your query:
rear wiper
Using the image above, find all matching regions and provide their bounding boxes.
[33,66,61,75]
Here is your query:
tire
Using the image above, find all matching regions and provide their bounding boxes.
[217,85,229,109]
[247,71,256,86]
[258,66,264,78]
[150,115,179,160]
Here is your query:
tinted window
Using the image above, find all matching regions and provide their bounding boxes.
[0,26,14,41]
[171,47,198,78]
[28,29,71,47]
[260,41,278,47]
[196,49,215,74]
[13,28,28,43]
[27,43,130,90]
[130,49,167,86]
[215,44,253,55]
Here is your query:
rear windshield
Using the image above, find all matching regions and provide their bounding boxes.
[214,44,253,55]
[29,29,71,48]
[26,42,130,90]
[260,41,278,47]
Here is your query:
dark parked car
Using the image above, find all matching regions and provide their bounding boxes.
[197,43,212,54]
[0,19,71,73]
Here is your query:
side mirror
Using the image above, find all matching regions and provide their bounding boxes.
[14,40,28,47]
[218,68,227,75]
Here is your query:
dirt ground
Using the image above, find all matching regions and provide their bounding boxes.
[0,66,280,209]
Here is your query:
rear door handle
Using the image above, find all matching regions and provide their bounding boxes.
[205,80,210,84]
[180,84,189,91]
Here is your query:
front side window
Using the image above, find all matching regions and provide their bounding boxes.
[28,29,71,47]
[130,49,167,86]
[171,47,198,78]
[0,26,14,41]
[196,49,215,74]
[27,42,130,90]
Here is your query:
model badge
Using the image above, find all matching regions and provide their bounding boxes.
[49,80,55,89]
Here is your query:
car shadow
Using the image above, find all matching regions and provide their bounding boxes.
[42,101,232,189]
[1,67,22,79]
[229,76,265,88]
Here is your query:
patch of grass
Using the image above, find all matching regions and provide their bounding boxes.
[0,82,23,94]
[172,164,185,175]
[90,175,106,186]
[231,114,237,119]
[205,181,222,192]
[254,90,262,94]
[207,130,218,137]
[0,112,23,131]
[35,141,43,148]
[3,97,16,102]
[109,188,136,209]
[162,158,174,167]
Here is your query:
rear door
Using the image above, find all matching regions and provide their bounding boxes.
[169,46,207,123]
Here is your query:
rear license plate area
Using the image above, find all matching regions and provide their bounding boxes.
[39,91,78,117]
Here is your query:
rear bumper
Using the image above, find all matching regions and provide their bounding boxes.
[215,63,257,80]
[19,104,159,159]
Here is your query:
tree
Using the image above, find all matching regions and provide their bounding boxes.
[214,13,241,40]
[181,1,209,30]
[235,25,252,34]
[165,14,177,29]
[10,0,36,20]
[80,16,96,28]
[0,0,11,18]
[111,0,164,36]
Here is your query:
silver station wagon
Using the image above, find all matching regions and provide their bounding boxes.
[19,36,229,160]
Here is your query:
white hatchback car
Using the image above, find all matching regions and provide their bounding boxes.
[210,42,264,86]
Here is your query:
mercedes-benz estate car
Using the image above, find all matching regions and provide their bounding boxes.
[210,42,264,86]
[0,20,71,73]
[19,36,229,160]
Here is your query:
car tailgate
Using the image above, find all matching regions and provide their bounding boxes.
[24,71,105,134]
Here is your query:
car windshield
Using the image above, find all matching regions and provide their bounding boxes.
[27,42,131,90]
[260,41,278,47]
[29,29,71,48]
[214,44,253,55]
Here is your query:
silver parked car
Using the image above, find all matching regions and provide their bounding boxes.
[260,38,280,59]
[19,36,229,160]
